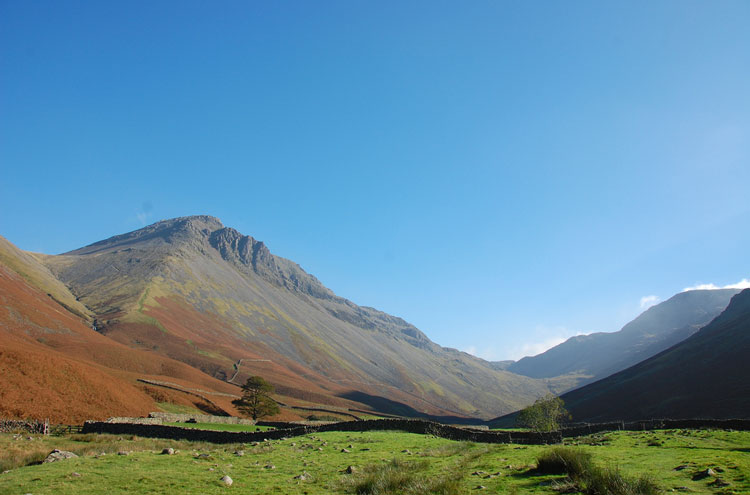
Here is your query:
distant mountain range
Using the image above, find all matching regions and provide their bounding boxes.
[559,288,750,422]
[506,289,739,392]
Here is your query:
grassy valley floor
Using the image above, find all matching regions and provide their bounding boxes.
[0,429,747,494]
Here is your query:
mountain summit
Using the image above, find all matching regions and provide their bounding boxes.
[41,216,550,419]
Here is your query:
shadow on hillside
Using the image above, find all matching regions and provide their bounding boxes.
[339,390,485,425]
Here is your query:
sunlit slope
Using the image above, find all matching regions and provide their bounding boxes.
[508,289,738,392]
[43,215,551,418]
[0,239,248,423]
[560,289,750,421]
[0,235,92,319]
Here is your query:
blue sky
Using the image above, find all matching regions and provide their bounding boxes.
[2,1,749,360]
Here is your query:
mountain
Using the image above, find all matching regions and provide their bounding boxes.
[0,235,243,423]
[507,289,739,391]
[558,289,750,421]
[33,216,551,419]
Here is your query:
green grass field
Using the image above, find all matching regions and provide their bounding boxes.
[0,429,747,494]
[163,422,271,432]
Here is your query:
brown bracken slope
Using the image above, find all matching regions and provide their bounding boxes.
[0,238,258,423]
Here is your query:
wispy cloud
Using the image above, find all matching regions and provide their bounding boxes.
[513,336,568,360]
[639,295,660,309]
[683,278,750,292]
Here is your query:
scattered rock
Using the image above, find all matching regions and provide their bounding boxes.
[233,450,244,457]
[220,475,233,486]
[117,451,129,456]
[43,450,79,463]
[294,472,311,481]
[673,465,689,471]
[708,478,730,487]
[475,485,486,490]
[401,449,410,454]
[161,448,175,455]
[360,448,370,451]
[195,453,211,459]
[317,447,324,451]
[209,468,215,472]
[71,472,82,477]
[341,448,350,453]
[348,444,353,448]
[692,468,716,480]
[345,465,357,474]
[672,487,689,492]
[264,464,276,470]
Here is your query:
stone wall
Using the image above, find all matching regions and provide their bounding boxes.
[81,417,750,446]
[561,418,750,437]
[148,412,256,425]
[82,418,561,445]
[0,418,49,435]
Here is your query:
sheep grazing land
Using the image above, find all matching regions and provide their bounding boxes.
[1,427,748,494]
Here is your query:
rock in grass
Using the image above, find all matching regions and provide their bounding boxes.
[117,451,129,456]
[340,448,350,453]
[71,472,82,477]
[220,475,233,486]
[233,450,244,456]
[161,448,175,455]
[709,478,730,487]
[692,468,716,480]
[345,465,357,474]
[43,450,78,463]
[264,464,276,470]
[294,472,311,481]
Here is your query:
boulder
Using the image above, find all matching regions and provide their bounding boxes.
[43,450,78,463]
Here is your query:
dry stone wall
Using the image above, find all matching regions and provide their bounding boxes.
[0,419,49,434]
[81,417,750,446]
[83,418,561,445]
[148,412,256,425]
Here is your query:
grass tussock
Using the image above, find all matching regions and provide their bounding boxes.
[536,447,593,478]
[348,458,463,495]
[536,447,660,495]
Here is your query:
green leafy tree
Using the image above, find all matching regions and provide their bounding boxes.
[517,394,571,432]
[232,375,280,420]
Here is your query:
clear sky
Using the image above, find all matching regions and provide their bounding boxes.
[2,1,749,361]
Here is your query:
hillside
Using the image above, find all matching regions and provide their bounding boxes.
[558,288,750,422]
[0,235,268,423]
[37,216,551,419]
[508,289,738,391]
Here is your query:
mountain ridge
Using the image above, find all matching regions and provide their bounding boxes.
[39,215,551,419]
[507,288,739,391]
[557,288,750,421]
